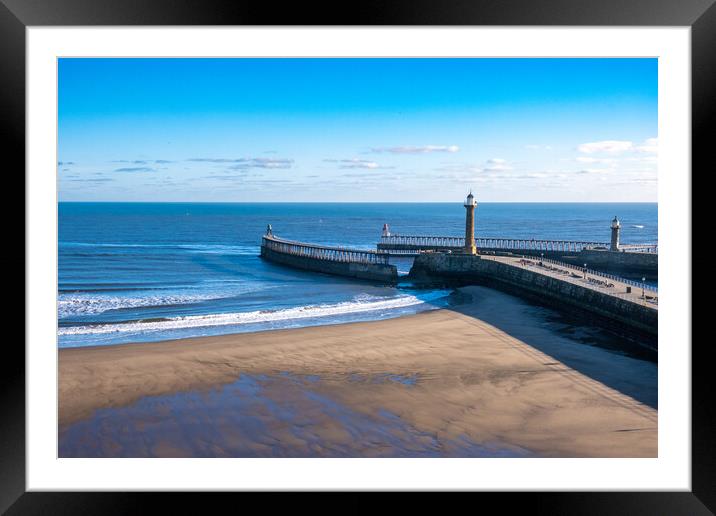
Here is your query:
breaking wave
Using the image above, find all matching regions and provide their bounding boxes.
[58,292,224,318]
[60,241,259,256]
[58,291,450,336]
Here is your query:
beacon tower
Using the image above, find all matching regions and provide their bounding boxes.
[464,191,477,255]
[610,216,621,251]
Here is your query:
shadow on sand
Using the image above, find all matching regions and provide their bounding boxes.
[446,286,657,409]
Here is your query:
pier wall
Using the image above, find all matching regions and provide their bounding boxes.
[481,249,657,279]
[409,253,657,347]
[384,246,658,279]
[260,245,398,283]
[480,248,580,261]
[558,249,658,278]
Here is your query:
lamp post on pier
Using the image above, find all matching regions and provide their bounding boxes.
[583,263,587,279]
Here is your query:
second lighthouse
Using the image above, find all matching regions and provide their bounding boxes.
[464,191,477,255]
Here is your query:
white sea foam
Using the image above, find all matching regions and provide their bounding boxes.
[57,293,222,318]
[61,241,259,255]
[180,244,259,255]
[58,291,449,336]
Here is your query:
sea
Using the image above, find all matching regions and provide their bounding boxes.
[58,202,657,348]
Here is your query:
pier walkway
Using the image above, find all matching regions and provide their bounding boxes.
[487,255,658,307]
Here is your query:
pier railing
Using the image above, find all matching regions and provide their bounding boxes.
[478,238,609,252]
[618,244,659,253]
[263,235,390,265]
[380,235,610,252]
[378,235,657,254]
[531,255,658,294]
[379,235,465,248]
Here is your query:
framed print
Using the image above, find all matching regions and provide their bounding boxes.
[4,0,710,511]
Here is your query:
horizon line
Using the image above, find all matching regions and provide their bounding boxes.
[57,200,658,204]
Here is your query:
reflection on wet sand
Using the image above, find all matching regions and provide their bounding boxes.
[59,373,530,458]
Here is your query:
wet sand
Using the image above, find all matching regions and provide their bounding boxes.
[58,286,657,458]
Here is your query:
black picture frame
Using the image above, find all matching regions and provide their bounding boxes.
[3,0,708,511]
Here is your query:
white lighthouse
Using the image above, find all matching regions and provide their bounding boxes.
[382,223,391,237]
[464,191,477,255]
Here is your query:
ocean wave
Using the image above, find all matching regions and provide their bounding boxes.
[58,291,450,336]
[181,244,260,255]
[60,241,259,255]
[58,292,223,318]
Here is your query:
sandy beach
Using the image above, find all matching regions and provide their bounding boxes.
[58,286,657,458]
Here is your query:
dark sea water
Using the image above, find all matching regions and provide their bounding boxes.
[58,202,657,348]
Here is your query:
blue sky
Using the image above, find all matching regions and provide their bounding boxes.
[58,58,657,202]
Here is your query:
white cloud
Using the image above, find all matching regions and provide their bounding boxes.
[577,140,634,154]
[324,158,392,170]
[576,156,618,165]
[626,155,658,164]
[435,157,512,176]
[371,145,459,154]
[189,157,294,170]
[576,168,612,175]
[576,137,658,157]
[635,137,658,153]
[570,137,657,184]
[483,158,512,172]
[114,166,155,173]
[517,173,550,179]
